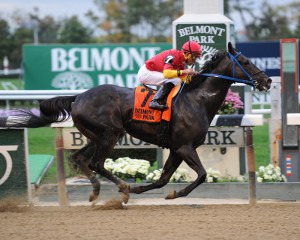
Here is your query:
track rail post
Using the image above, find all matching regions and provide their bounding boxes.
[55,127,69,206]
[245,126,257,205]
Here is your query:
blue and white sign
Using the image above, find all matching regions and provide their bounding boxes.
[236,41,280,77]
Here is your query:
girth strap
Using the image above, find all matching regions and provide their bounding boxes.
[159,120,170,148]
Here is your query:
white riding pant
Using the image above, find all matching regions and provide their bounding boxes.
[137,64,181,86]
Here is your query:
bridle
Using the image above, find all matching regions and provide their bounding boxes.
[228,51,263,82]
[199,51,265,90]
[175,51,267,106]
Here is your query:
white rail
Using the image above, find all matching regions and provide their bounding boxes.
[0,89,272,114]
[0,90,86,100]
[251,109,271,114]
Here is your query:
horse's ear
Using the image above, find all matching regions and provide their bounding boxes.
[227,42,235,54]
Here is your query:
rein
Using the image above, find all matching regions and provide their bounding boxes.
[198,73,255,86]
[198,51,263,87]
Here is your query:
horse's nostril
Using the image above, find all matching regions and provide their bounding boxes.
[267,78,272,88]
[267,78,272,84]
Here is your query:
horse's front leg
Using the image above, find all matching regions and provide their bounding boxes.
[130,150,183,194]
[165,145,207,199]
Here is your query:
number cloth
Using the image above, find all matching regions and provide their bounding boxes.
[132,86,175,123]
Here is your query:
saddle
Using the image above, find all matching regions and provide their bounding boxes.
[132,85,181,148]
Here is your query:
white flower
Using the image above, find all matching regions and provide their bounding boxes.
[256,164,287,182]
[104,157,150,180]
[146,168,191,183]
[257,177,263,183]
[282,175,287,182]
[146,173,154,180]
[263,173,271,180]
[153,175,160,181]
[207,176,214,183]
[206,168,220,182]
[258,166,265,172]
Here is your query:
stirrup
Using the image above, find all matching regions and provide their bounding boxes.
[149,101,168,111]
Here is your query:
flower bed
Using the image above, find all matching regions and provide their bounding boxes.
[104,157,150,181]
[218,89,244,114]
[104,157,287,184]
[256,164,287,182]
[146,168,191,183]
[206,164,287,183]
[104,157,192,183]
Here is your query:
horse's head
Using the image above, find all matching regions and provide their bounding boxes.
[227,42,272,91]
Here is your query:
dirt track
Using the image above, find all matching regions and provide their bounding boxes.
[0,200,300,240]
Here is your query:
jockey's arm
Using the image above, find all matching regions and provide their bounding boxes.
[163,69,182,78]
[163,68,193,83]
[163,68,193,79]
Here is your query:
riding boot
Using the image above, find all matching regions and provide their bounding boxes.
[149,82,174,111]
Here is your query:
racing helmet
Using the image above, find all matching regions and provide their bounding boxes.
[181,41,202,58]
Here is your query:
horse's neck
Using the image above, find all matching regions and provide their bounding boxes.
[197,77,232,119]
[185,53,234,121]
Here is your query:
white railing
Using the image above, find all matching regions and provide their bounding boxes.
[0,90,86,100]
[0,69,22,75]
[0,76,281,114]
[251,108,271,114]
[0,89,272,114]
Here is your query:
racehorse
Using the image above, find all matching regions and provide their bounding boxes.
[0,42,271,203]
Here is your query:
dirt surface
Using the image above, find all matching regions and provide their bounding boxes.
[0,199,300,240]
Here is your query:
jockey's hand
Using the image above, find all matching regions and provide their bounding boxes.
[181,68,195,84]
[185,74,193,84]
[182,68,194,75]
[181,74,193,84]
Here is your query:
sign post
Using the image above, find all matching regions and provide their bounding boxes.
[280,38,300,181]
[55,128,69,206]
[0,129,32,203]
[172,0,235,70]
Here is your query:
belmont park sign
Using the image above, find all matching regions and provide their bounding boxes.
[177,25,226,44]
[23,41,282,90]
[61,127,244,149]
[175,23,231,71]
[23,44,171,90]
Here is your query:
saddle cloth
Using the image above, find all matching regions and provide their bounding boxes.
[132,85,179,123]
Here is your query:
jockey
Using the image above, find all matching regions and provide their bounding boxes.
[137,40,202,111]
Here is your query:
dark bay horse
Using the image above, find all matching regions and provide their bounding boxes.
[0,42,271,203]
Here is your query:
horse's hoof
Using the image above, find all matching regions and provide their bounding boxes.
[120,190,130,204]
[89,191,99,202]
[165,190,176,200]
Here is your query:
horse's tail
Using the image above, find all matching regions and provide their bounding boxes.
[0,95,77,128]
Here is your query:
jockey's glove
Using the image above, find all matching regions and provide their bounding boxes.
[181,74,193,84]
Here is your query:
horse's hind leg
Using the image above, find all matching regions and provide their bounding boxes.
[71,142,101,202]
[88,130,130,203]
[130,150,183,194]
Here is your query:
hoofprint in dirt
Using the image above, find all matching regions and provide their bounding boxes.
[0,201,299,240]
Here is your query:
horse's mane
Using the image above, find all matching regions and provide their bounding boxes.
[185,49,227,90]
[201,50,227,74]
